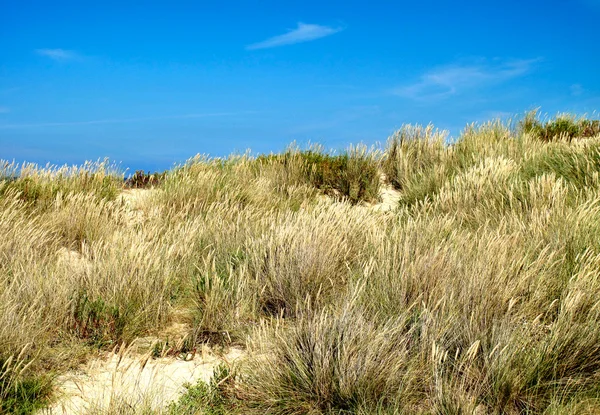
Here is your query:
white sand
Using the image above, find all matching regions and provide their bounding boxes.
[43,346,244,414]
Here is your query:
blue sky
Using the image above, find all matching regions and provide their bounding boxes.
[1,0,599,172]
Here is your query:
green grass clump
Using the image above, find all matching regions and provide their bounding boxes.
[231,304,419,414]
[0,377,52,415]
[0,347,52,415]
[520,110,600,142]
[167,365,232,415]
[382,124,456,206]
[257,145,380,204]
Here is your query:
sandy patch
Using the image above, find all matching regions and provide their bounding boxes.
[372,178,401,212]
[359,173,401,212]
[57,247,92,274]
[47,188,243,413]
[119,188,156,207]
[42,346,244,414]
[117,188,161,226]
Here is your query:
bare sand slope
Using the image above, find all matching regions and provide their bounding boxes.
[354,173,400,212]
[372,173,401,212]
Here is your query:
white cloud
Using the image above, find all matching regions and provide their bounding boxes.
[246,22,342,50]
[35,48,79,61]
[0,111,257,129]
[394,59,540,102]
[571,84,584,96]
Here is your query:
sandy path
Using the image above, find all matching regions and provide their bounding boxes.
[45,177,399,413]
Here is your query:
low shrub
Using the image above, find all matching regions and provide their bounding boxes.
[167,364,232,415]
[69,290,127,347]
[124,170,167,188]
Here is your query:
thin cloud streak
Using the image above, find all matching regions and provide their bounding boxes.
[571,84,584,97]
[394,59,541,102]
[246,22,342,50]
[0,111,258,129]
[0,87,21,95]
[35,48,79,61]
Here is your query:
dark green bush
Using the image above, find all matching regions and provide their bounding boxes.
[69,290,127,347]
[124,170,166,188]
[580,119,600,137]
[167,364,233,415]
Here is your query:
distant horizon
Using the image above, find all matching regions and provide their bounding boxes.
[1,0,598,172]
[2,108,599,174]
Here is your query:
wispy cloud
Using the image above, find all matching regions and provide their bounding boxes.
[394,59,540,102]
[246,22,343,50]
[0,106,9,114]
[0,87,21,95]
[35,48,79,61]
[0,111,257,129]
[287,105,380,134]
[571,84,584,97]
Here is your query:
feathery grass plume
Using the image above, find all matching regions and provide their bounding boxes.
[233,300,424,414]
[0,158,123,211]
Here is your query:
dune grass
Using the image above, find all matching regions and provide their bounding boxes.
[1,113,600,414]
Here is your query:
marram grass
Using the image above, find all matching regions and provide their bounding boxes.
[1,114,600,414]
